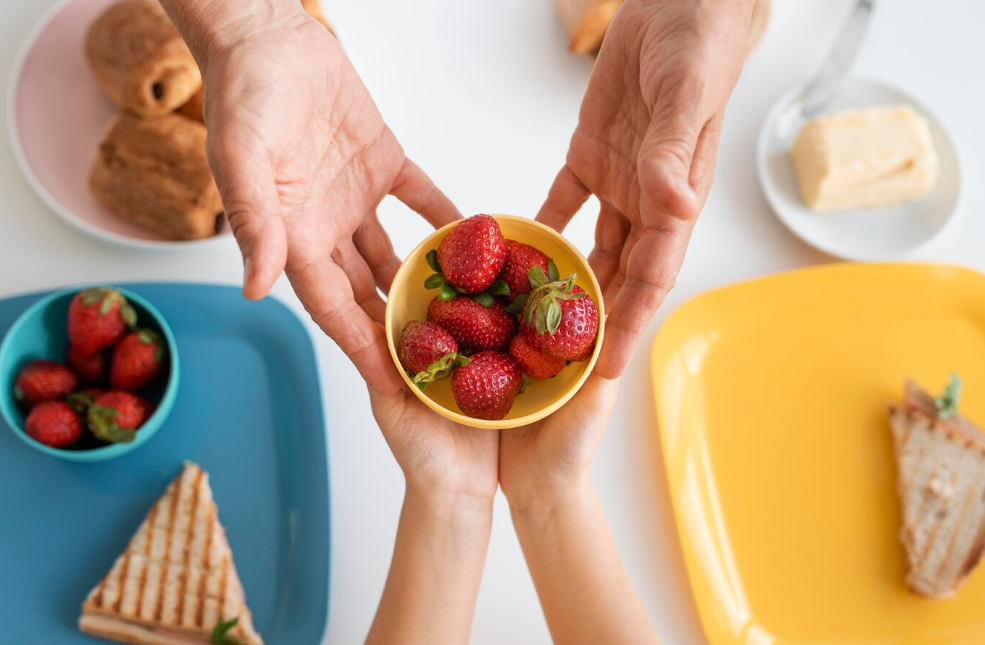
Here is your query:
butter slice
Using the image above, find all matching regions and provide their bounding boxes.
[790,105,939,212]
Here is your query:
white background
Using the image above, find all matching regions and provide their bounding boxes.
[2,0,983,643]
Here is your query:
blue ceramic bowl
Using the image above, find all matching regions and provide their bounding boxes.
[0,287,179,461]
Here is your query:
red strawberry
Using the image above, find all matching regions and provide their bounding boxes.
[523,274,599,360]
[498,241,552,298]
[397,321,465,389]
[434,215,506,293]
[450,352,522,420]
[13,360,79,408]
[568,341,596,362]
[25,401,82,448]
[67,388,105,415]
[88,391,152,443]
[427,295,518,353]
[67,288,137,355]
[110,330,165,391]
[509,333,565,380]
[66,344,108,385]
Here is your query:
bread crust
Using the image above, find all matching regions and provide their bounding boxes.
[79,463,262,645]
[86,0,201,116]
[890,381,985,598]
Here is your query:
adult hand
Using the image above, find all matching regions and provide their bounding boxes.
[161,0,459,394]
[538,0,753,378]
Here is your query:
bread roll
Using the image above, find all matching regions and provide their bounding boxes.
[176,87,204,123]
[86,0,201,117]
[90,112,223,240]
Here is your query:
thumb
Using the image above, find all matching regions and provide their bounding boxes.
[636,113,703,224]
[207,133,288,301]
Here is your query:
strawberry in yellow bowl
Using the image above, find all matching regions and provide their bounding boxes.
[385,214,605,430]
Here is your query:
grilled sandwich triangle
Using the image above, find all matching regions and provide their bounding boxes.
[889,380,985,599]
[79,462,263,645]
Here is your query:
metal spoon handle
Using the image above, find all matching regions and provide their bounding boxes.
[800,0,877,116]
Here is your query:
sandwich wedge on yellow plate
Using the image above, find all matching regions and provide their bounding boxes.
[889,377,985,599]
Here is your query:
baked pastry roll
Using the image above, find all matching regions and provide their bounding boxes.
[555,0,768,58]
[86,0,202,117]
[90,112,223,240]
[176,87,204,123]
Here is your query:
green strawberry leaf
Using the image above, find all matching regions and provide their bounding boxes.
[545,300,562,334]
[935,373,962,419]
[454,286,466,294]
[120,302,137,328]
[88,406,136,444]
[473,292,494,308]
[426,249,441,273]
[211,616,242,645]
[547,259,559,282]
[98,291,116,316]
[524,297,537,327]
[528,267,548,289]
[564,274,577,292]
[137,329,158,345]
[505,293,529,314]
[12,385,24,402]
[489,279,510,296]
[67,392,95,415]
[81,289,107,306]
[438,283,458,301]
[424,273,446,289]
[411,352,464,390]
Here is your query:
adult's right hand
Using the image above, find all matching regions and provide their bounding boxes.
[161,0,460,394]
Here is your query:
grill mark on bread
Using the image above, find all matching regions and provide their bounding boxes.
[959,524,985,577]
[195,503,215,627]
[111,502,155,614]
[177,466,203,626]
[93,562,109,607]
[218,555,230,619]
[901,429,930,506]
[79,463,263,644]
[933,467,980,584]
[892,382,985,598]
[154,474,182,622]
[133,502,158,618]
[112,555,132,612]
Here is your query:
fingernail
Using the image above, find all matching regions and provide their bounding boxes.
[243,258,254,287]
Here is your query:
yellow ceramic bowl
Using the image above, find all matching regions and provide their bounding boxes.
[385,215,605,430]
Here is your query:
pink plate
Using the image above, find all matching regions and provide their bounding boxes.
[7,0,232,250]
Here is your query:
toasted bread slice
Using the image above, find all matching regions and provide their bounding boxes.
[889,380,985,598]
[79,463,263,645]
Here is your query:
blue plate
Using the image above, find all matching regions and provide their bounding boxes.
[0,284,330,644]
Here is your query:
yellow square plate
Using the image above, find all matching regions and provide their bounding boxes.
[651,263,985,645]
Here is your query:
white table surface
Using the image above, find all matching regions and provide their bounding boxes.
[1,1,983,643]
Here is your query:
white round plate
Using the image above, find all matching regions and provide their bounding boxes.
[757,77,961,261]
[7,0,232,251]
